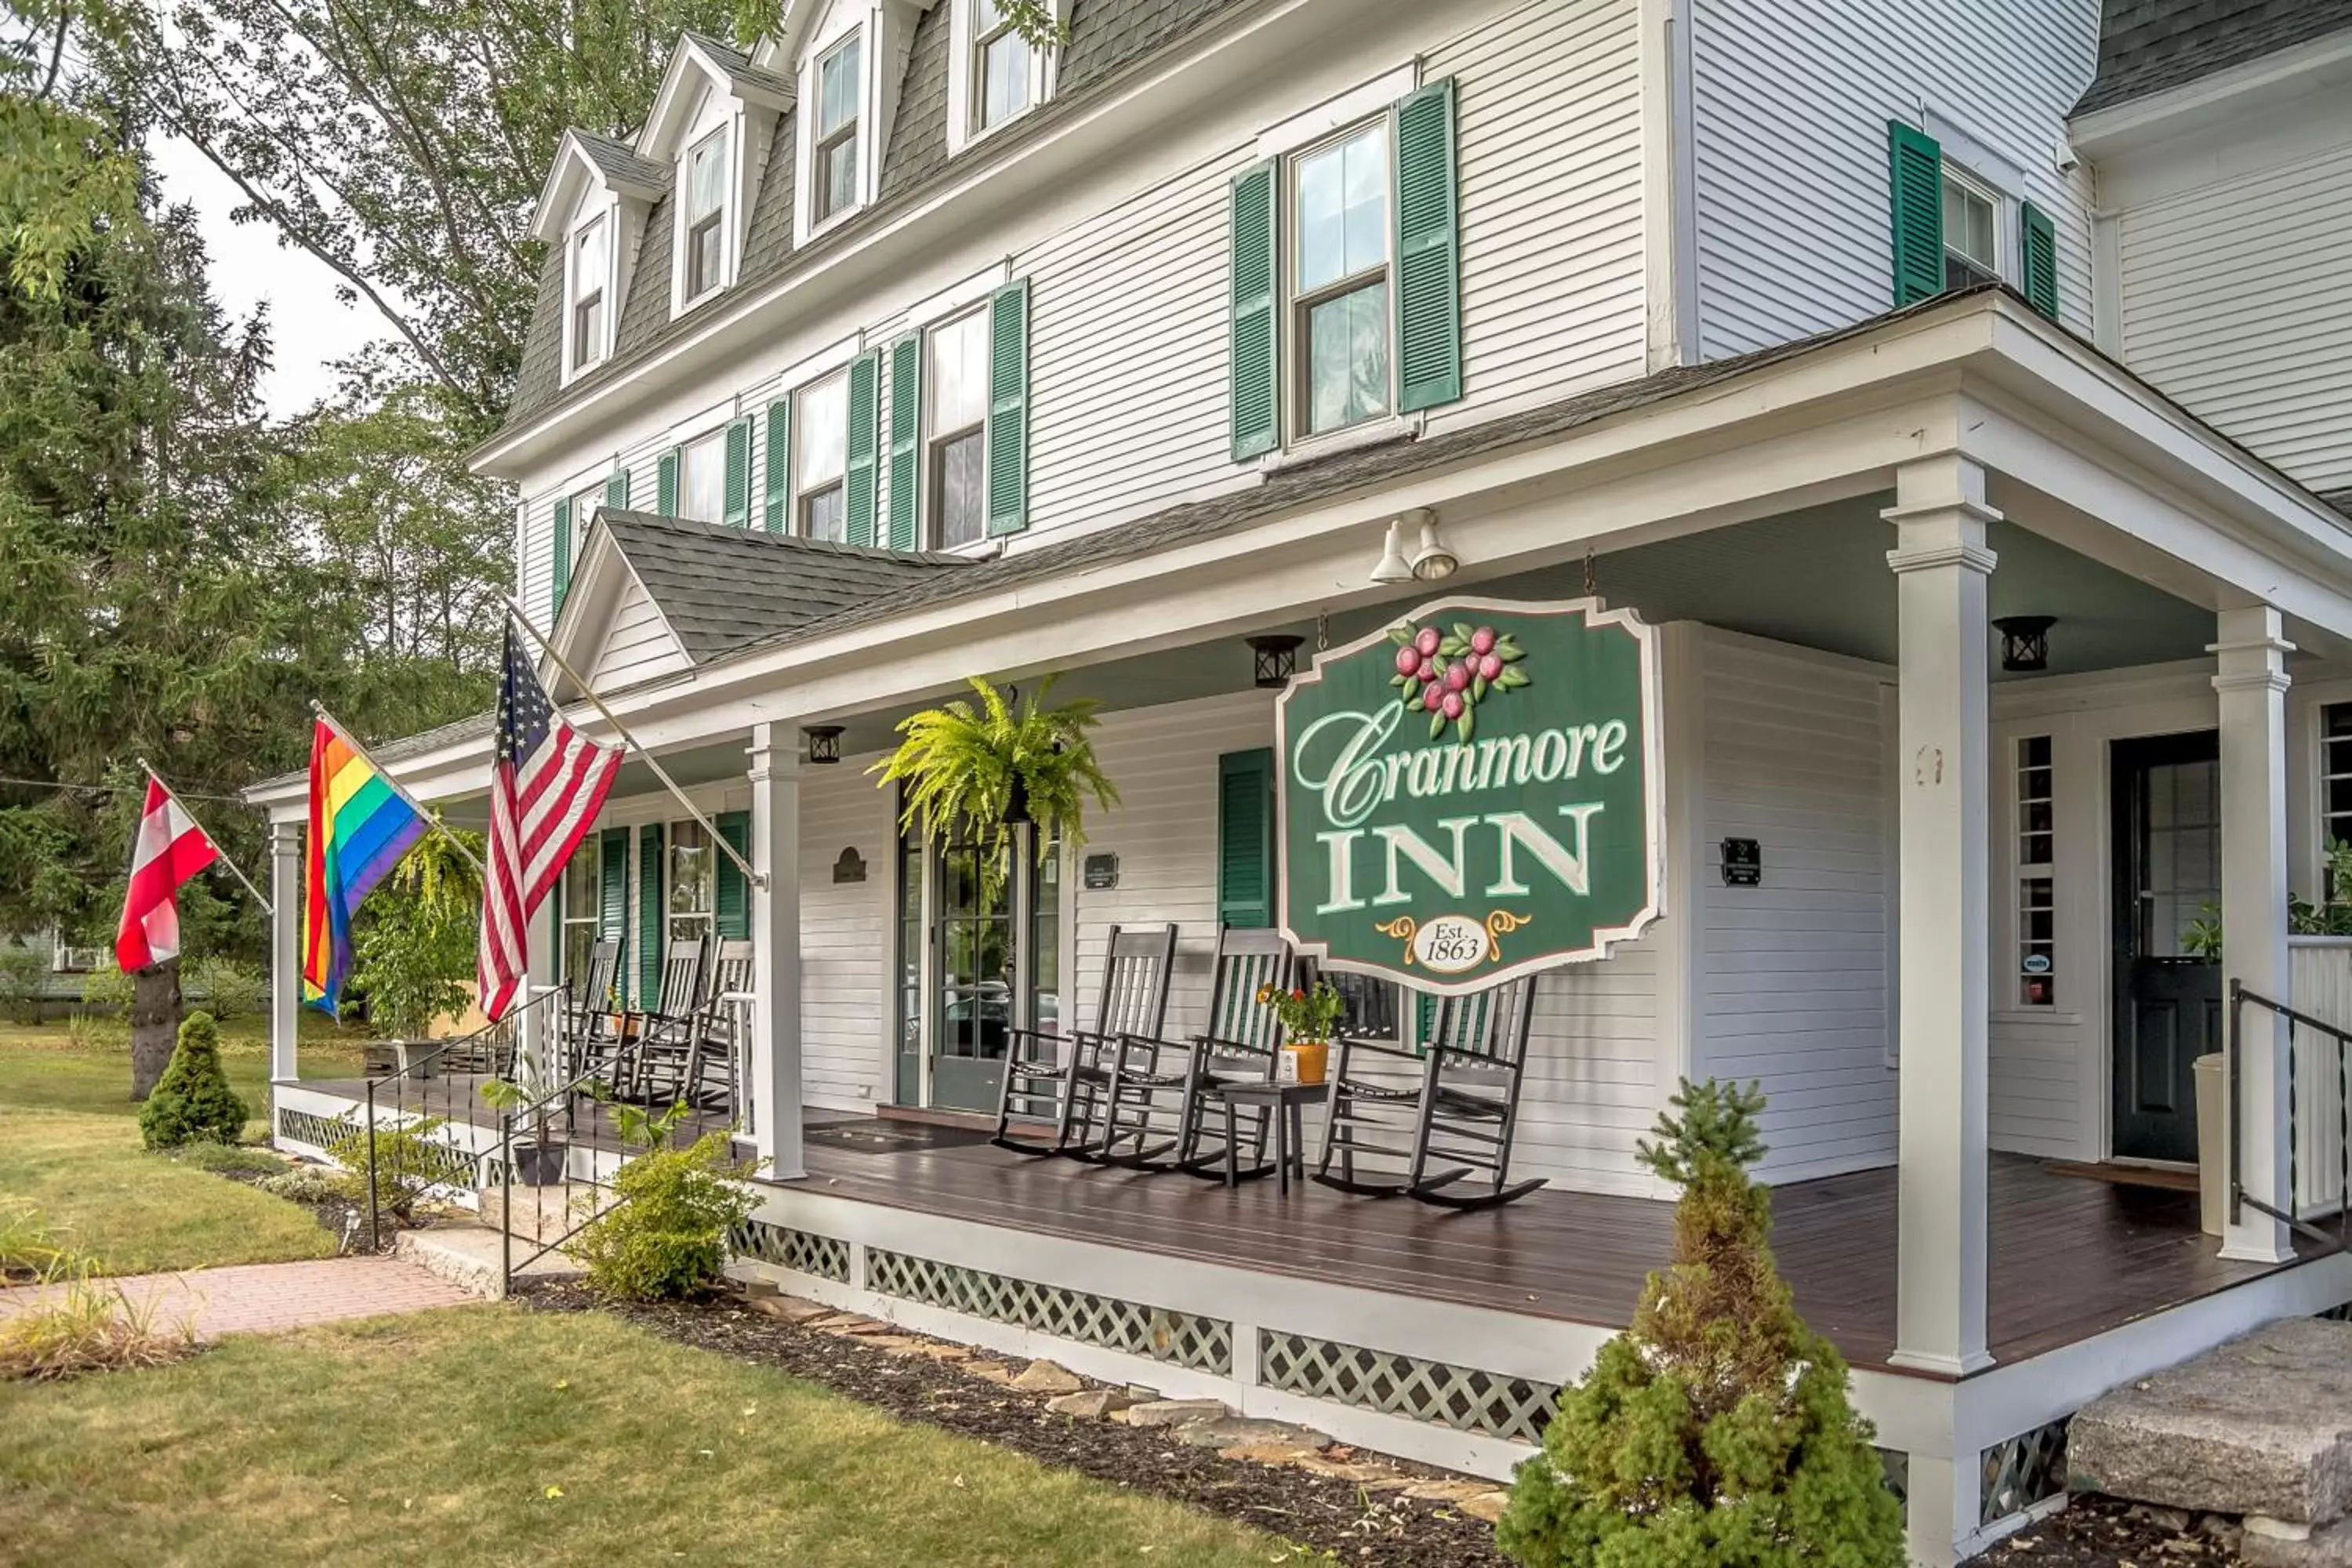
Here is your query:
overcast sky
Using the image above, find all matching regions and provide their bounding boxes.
[149,136,386,419]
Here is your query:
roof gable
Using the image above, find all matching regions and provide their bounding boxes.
[530,129,667,245]
[2073,0,2352,116]
[640,33,796,165]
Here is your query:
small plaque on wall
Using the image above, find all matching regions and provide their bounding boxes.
[1083,852,1120,891]
[1720,837,1761,887]
[833,848,866,885]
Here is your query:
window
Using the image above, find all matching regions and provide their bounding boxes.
[685,130,729,299]
[2323,704,2352,899]
[561,843,601,985]
[680,430,727,522]
[927,308,990,549]
[570,481,602,557]
[815,34,862,224]
[971,0,1030,132]
[1942,165,1999,292]
[667,821,714,948]
[569,216,608,370]
[796,371,849,542]
[1291,122,1392,437]
[2016,736,2055,1007]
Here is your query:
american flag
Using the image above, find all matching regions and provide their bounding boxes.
[477,620,624,1019]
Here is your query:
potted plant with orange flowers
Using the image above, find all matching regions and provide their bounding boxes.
[1254,979,1345,1085]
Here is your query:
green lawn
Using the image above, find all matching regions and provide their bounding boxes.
[0,1307,1285,1567]
[0,1019,367,1276]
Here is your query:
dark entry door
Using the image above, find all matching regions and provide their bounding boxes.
[2110,731,2223,1163]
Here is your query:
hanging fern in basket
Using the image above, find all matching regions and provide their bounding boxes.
[870,675,1119,891]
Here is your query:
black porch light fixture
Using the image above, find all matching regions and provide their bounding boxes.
[1993,615,2057,674]
[802,724,845,764]
[1247,633,1305,689]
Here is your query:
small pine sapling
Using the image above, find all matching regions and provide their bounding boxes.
[1497,1078,1904,1568]
[136,1011,250,1150]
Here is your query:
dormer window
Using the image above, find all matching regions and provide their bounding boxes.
[684,130,730,300]
[815,33,862,225]
[569,215,609,372]
[972,0,1029,131]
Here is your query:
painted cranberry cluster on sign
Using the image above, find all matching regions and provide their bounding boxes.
[1386,619,1530,740]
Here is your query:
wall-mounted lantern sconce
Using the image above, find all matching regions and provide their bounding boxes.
[1993,615,2056,673]
[803,724,845,764]
[1247,633,1304,689]
[1405,509,1457,581]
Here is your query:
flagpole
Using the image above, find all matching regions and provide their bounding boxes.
[133,758,275,916]
[305,702,489,880]
[499,592,767,890]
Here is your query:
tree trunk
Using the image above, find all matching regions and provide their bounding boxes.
[129,960,183,1100]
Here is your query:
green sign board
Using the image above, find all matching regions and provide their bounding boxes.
[1276,597,1662,995]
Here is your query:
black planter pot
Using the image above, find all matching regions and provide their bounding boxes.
[514,1141,569,1186]
[1004,773,1032,826]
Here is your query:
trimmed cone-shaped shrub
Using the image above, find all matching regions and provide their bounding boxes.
[1497,1079,1904,1568]
[137,1011,249,1150]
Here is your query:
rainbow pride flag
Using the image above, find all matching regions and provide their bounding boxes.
[303,717,427,1013]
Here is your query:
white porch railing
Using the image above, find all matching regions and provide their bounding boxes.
[2286,939,2352,1219]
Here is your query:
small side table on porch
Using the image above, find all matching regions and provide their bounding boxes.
[1207,1081,1330,1195]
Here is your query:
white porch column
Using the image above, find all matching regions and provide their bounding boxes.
[749,724,805,1181]
[2215,604,2296,1264]
[1886,455,1996,1377]
[269,816,302,1084]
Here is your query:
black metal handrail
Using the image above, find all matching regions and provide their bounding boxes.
[2228,980,2351,1254]
[359,987,569,1250]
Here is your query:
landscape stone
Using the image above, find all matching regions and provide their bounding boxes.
[861,1335,927,1352]
[964,1361,1021,1385]
[909,1341,974,1362]
[1126,1398,1229,1428]
[1462,1492,1512,1523]
[746,1294,833,1325]
[1174,1416,1326,1450]
[1009,1359,1085,1394]
[1404,1479,1492,1503]
[2067,1319,2352,1524]
[2243,1515,2352,1568]
[1046,1388,1137,1420]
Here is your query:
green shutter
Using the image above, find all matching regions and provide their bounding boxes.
[1393,77,1462,413]
[1887,121,1944,307]
[637,822,664,1004]
[762,398,792,534]
[550,496,572,620]
[598,826,629,1000]
[715,810,750,939]
[655,446,681,516]
[722,416,753,528]
[985,279,1030,537]
[1228,159,1279,460]
[605,468,630,511]
[1217,748,1275,929]
[1414,990,1436,1052]
[845,350,880,547]
[886,332,921,551]
[2020,201,2059,319]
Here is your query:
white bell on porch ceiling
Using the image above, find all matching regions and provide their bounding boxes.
[1369,517,1414,584]
[1406,510,1457,581]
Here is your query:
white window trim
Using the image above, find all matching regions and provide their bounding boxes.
[796,9,880,246]
[562,202,619,383]
[673,118,745,316]
[1279,111,1402,455]
[946,0,1060,155]
[1940,159,2007,285]
[924,303,993,553]
[791,368,852,539]
[1255,61,1417,160]
[895,258,1011,336]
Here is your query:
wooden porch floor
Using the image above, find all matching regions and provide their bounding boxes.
[299,1078,2311,1376]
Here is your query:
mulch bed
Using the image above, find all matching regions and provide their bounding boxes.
[520,1280,1510,1567]
[1987,1496,2245,1565]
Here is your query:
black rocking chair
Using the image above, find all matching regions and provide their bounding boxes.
[1097,926,1293,1174]
[991,923,1177,1159]
[1313,976,1545,1210]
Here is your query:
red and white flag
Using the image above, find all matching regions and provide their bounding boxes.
[478,621,623,1019]
[116,776,220,972]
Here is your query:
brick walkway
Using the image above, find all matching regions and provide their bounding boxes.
[0,1258,477,1341]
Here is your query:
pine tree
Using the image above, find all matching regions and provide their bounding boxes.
[138,1011,250,1148]
[1497,1079,1905,1568]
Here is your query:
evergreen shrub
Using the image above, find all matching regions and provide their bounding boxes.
[1497,1078,1904,1568]
[136,1011,249,1149]
[573,1127,757,1301]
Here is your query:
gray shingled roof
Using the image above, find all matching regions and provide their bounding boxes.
[681,32,797,101]
[597,509,970,665]
[575,130,670,192]
[500,0,1269,432]
[2324,488,2352,521]
[2072,0,2352,115]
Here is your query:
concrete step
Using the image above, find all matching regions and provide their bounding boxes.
[2070,1318,2352,1530]
[394,1225,585,1301]
[471,1181,618,1247]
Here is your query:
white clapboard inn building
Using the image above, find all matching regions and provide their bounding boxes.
[248,1,2352,1560]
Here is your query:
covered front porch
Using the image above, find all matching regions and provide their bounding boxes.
[250,289,2352,1565]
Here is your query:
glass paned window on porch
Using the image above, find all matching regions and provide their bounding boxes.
[561,844,599,986]
[1033,830,1061,1035]
[797,371,848,542]
[2322,702,2352,901]
[1293,122,1390,435]
[2143,757,2221,957]
[927,308,989,549]
[668,821,713,949]
[2016,735,2055,1007]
